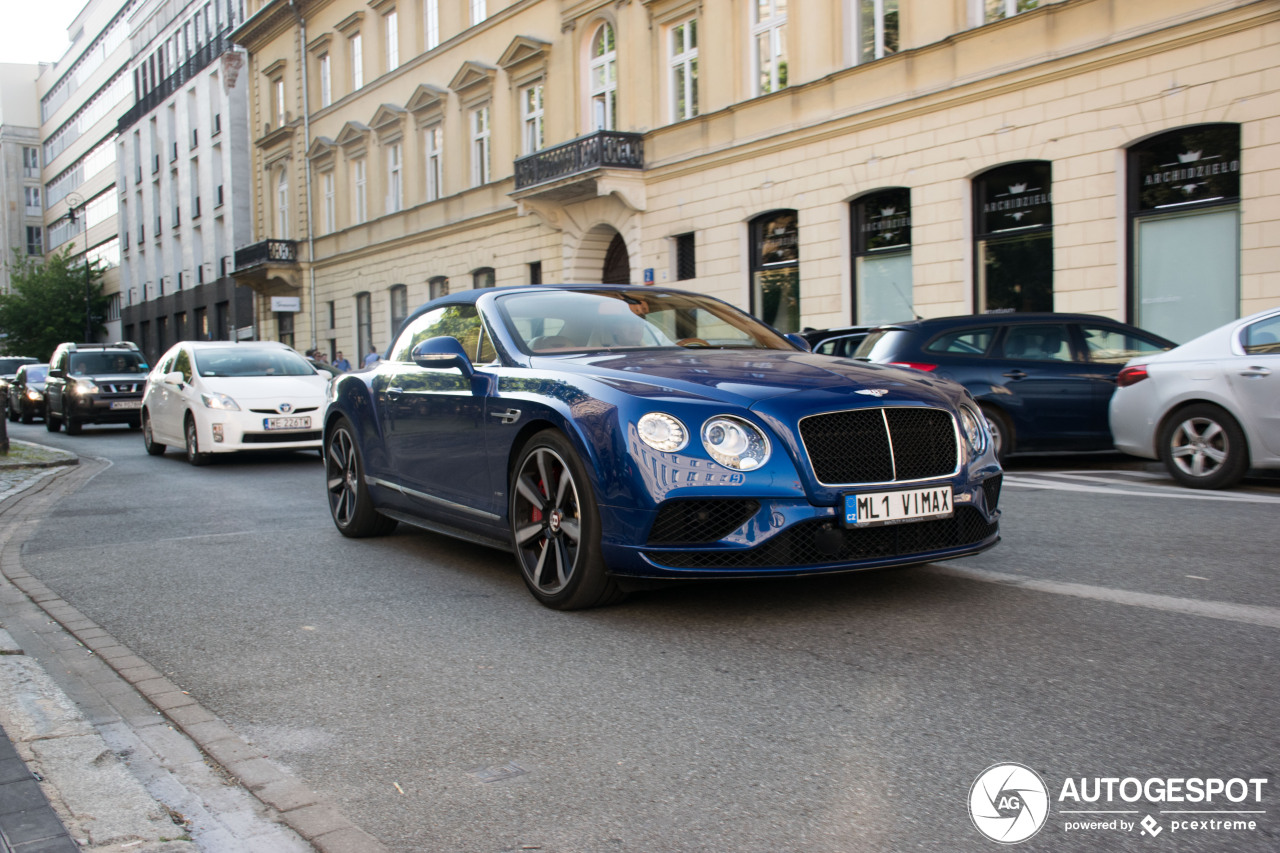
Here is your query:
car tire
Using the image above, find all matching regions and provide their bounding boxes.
[7,404,17,423]
[65,416,82,436]
[143,412,166,456]
[325,417,397,537]
[979,404,1013,461]
[510,430,626,610]
[1160,404,1249,490]
[46,411,60,432]
[184,415,210,466]
[128,416,142,430]
[20,407,33,425]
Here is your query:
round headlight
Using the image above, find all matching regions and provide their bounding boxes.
[701,416,771,471]
[637,412,689,452]
[959,405,988,455]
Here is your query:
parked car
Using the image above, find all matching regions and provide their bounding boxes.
[323,285,1002,609]
[1110,307,1280,489]
[7,363,50,423]
[852,313,1176,459]
[141,341,330,465]
[799,325,878,358]
[44,342,149,434]
[0,357,39,417]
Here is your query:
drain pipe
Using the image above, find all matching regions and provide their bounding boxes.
[292,0,318,353]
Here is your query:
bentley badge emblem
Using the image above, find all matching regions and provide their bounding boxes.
[856,389,890,398]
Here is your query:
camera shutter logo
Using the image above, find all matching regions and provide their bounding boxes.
[969,763,1050,844]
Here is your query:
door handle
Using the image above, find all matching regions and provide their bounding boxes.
[1239,367,1271,378]
[385,386,404,400]
[1002,370,1027,380]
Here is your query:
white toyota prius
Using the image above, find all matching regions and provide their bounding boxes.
[142,340,330,465]
[1110,307,1280,489]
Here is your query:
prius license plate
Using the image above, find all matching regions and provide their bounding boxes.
[264,416,311,430]
[843,486,953,527]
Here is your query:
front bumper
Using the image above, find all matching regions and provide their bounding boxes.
[65,396,143,423]
[198,410,322,453]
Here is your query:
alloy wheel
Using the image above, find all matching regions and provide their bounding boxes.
[326,427,359,528]
[1169,416,1229,479]
[512,447,583,596]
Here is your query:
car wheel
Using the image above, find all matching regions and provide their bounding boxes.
[45,412,61,432]
[980,404,1012,461]
[65,416,82,436]
[143,412,166,456]
[184,416,210,466]
[20,406,33,425]
[510,431,625,610]
[325,417,397,537]
[7,404,17,423]
[1161,404,1248,490]
[128,416,142,430]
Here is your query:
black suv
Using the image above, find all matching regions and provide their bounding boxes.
[45,342,149,434]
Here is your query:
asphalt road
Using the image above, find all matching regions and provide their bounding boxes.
[8,421,1280,852]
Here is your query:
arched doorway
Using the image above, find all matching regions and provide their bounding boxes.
[602,233,630,284]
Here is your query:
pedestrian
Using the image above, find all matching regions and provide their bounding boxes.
[364,349,381,367]
[333,351,351,371]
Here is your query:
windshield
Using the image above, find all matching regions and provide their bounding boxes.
[194,347,317,377]
[69,351,146,374]
[499,289,794,354]
[0,358,37,374]
[24,366,48,382]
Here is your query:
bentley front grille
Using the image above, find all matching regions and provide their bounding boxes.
[799,407,958,485]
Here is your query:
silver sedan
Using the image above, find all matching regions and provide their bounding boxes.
[1110,307,1280,489]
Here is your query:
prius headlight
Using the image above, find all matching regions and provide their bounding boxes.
[637,412,689,452]
[701,416,771,471]
[201,392,240,411]
[959,405,988,455]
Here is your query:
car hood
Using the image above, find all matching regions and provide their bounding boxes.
[537,349,963,409]
[197,374,328,405]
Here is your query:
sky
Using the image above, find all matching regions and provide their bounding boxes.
[1,0,92,66]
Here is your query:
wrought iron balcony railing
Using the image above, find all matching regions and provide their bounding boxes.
[234,240,298,270]
[514,131,644,191]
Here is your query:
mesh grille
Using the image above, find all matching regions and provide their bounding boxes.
[647,507,996,570]
[242,431,322,444]
[648,499,761,545]
[799,407,957,484]
[982,474,1002,510]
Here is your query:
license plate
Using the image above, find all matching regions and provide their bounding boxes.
[264,416,311,430]
[843,486,953,527]
[110,400,142,410]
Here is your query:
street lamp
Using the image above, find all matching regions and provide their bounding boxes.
[64,193,92,342]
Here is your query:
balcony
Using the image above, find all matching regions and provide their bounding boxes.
[512,131,645,208]
[232,239,301,294]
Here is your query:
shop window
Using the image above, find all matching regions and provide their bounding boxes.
[750,210,800,333]
[974,161,1053,313]
[852,188,912,324]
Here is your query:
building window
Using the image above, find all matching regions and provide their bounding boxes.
[470,0,486,26]
[384,10,399,71]
[353,157,367,223]
[590,23,617,131]
[974,161,1053,313]
[473,267,495,289]
[675,232,696,281]
[356,291,373,360]
[323,172,335,232]
[389,284,408,333]
[22,146,39,177]
[319,54,332,107]
[425,0,439,49]
[852,188,913,324]
[521,83,544,154]
[274,78,286,126]
[387,142,403,213]
[982,0,1039,24]
[856,0,899,64]
[276,168,289,238]
[752,0,788,95]
[470,105,491,187]
[277,311,294,347]
[24,187,41,215]
[1128,124,1241,343]
[669,18,698,122]
[429,276,449,299]
[529,261,542,285]
[750,210,800,333]
[350,33,364,90]
[425,124,443,201]
[26,226,43,255]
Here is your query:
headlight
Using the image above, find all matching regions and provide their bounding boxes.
[72,380,99,395]
[637,412,689,452]
[26,389,43,401]
[959,405,988,455]
[701,416,771,471]
[201,392,240,411]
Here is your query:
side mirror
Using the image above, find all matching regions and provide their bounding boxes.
[163,370,186,386]
[785,333,812,352]
[411,336,474,377]
[49,368,64,378]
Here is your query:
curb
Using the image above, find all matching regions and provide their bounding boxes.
[0,441,79,471]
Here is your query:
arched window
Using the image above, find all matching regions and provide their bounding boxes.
[590,23,617,131]
[973,161,1053,313]
[1128,124,1240,343]
[473,267,495,289]
[852,188,912,324]
[275,168,289,238]
[429,276,449,300]
[750,210,800,333]
[389,284,408,334]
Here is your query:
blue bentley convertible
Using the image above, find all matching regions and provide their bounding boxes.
[323,286,1002,609]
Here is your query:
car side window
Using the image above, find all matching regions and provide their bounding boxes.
[390,305,486,364]
[157,355,174,376]
[925,328,995,356]
[173,349,194,383]
[1079,325,1171,364]
[1000,324,1076,362]
[1243,316,1280,355]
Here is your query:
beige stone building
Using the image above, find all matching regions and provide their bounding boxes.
[230,0,1280,360]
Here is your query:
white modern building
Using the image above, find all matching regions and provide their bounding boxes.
[0,64,43,298]
[116,0,256,363]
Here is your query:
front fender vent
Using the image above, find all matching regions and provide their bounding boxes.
[647,499,761,545]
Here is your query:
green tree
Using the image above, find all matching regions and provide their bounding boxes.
[0,248,109,360]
